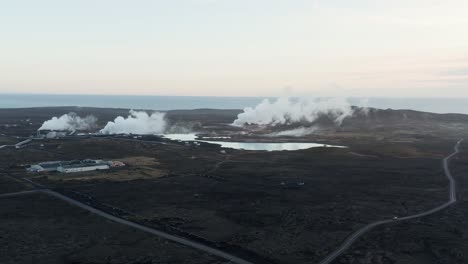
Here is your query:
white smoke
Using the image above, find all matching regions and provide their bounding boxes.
[233,97,354,127]
[357,98,371,115]
[39,113,97,131]
[267,126,319,137]
[100,110,167,135]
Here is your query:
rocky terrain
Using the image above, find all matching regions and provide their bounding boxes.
[1,106,468,264]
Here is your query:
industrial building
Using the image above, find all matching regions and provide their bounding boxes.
[28,161,63,172]
[27,159,124,173]
[57,162,110,173]
[36,130,71,139]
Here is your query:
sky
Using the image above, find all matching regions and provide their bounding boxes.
[1,0,468,97]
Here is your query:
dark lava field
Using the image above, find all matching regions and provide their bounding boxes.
[1,107,468,264]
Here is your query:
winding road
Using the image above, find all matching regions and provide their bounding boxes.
[318,139,463,264]
[1,139,462,264]
[39,189,254,264]
[0,190,39,198]
[2,177,254,264]
[0,139,32,149]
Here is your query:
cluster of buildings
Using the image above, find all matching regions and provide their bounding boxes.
[36,130,75,139]
[27,159,125,174]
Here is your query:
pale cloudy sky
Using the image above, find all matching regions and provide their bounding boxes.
[1,0,467,97]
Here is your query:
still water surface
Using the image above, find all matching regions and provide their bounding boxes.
[163,133,345,151]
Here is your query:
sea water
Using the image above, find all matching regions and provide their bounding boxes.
[2,94,468,114]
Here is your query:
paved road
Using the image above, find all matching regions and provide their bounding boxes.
[15,139,32,147]
[0,139,32,149]
[7,176,254,264]
[38,189,254,264]
[6,137,461,264]
[318,139,463,264]
[0,190,39,198]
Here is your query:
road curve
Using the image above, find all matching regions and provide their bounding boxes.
[1,139,32,149]
[7,176,255,264]
[0,190,39,198]
[318,139,463,264]
[37,189,254,264]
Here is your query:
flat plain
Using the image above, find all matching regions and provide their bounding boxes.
[1,107,468,264]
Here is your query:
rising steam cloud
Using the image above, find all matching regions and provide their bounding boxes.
[100,110,167,135]
[267,126,319,137]
[39,113,97,131]
[233,97,354,127]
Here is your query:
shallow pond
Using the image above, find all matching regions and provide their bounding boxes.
[163,134,344,151]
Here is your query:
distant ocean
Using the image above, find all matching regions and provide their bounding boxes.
[1,94,468,114]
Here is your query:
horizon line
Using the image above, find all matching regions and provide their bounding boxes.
[2,93,468,99]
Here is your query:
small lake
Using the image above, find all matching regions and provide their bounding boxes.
[163,134,344,151]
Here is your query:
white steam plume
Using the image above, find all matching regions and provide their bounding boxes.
[233,97,354,127]
[39,113,97,131]
[267,126,319,137]
[100,110,167,135]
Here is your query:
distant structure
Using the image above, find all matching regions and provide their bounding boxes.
[58,160,110,173]
[28,161,63,173]
[36,130,68,139]
[27,159,125,173]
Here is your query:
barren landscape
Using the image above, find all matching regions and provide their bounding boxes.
[1,106,468,264]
